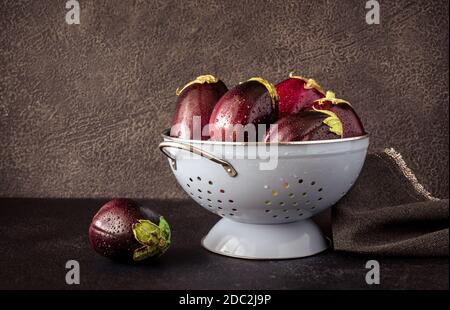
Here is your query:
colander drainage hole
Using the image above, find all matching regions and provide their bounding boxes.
[187,184,190,188]
[298,179,304,184]
[207,190,212,195]
[283,209,288,213]
[302,192,307,196]
[229,213,234,216]
[198,189,202,193]
[208,180,213,185]
[189,178,193,182]
[311,181,316,186]
[217,200,222,203]
[232,208,237,211]
[207,198,212,202]
[273,215,278,218]
[318,197,322,201]
[229,200,234,203]
[208,205,213,208]
[318,188,323,192]
[197,176,201,181]
[219,189,225,193]
[190,192,194,196]
[285,216,290,219]
[265,210,271,213]
[311,206,316,210]
[198,196,202,200]
[218,207,223,210]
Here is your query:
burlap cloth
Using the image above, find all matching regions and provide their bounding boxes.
[332,148,449,256]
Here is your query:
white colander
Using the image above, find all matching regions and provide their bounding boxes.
[159,129,369,259]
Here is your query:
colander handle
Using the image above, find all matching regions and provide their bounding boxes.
[158,141,238,177]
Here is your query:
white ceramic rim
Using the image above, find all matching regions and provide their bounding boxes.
[161,129,369,146]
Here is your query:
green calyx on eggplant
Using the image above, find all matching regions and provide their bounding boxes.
[209,77,278,142]
[171,75,228,140]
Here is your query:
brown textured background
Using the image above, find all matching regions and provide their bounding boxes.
[0,0,448,199]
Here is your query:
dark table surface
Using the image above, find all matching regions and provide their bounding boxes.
[0,198,448,290]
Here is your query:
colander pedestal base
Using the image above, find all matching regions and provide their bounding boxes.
[201,218,330,260]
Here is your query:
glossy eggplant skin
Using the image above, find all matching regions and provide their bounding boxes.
[306,101,365,138]
[89,199,162,262]
[209,80,277,142]
[171,79,228,140]
[263,111,338,142]
[276,77,324,118]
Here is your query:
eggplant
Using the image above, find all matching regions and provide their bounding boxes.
[263,110,340,142]
[171,75,228,140]
[276,71,325,118]
[305,91,366,138]
[209,77,278,142]
[89,199,171,262]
